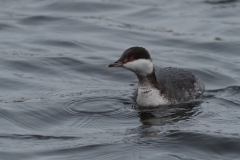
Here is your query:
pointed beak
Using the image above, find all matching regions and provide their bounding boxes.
[106,61,124,67]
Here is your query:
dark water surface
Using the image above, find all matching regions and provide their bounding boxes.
[1,0,240,159]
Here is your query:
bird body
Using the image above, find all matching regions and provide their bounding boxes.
[107,47,205,107]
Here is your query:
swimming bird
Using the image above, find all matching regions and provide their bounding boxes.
[106,47,205,107]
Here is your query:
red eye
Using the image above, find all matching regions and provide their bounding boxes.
[129,57,134,61]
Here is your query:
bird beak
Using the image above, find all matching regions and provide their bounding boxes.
[106,61,124,67]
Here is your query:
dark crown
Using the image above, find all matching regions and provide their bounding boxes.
[121,47,151,60]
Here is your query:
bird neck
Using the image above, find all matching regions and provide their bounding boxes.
[136,69,158,87]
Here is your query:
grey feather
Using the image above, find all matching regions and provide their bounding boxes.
[133,67,205,103]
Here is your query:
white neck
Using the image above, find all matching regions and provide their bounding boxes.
[123,59,153,76]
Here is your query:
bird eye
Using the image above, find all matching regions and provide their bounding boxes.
[128,57,134,61]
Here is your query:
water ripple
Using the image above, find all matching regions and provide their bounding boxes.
[1,0,240,159]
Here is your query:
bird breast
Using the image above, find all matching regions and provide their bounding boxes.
[136,87,168,107]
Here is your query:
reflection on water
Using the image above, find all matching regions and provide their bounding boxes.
[137,102,200,127]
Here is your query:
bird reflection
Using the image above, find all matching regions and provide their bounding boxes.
[135,101,201,127]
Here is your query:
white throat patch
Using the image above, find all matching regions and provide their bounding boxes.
[123,59,153,76]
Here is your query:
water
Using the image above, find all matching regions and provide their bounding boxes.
[1,0,240,159]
